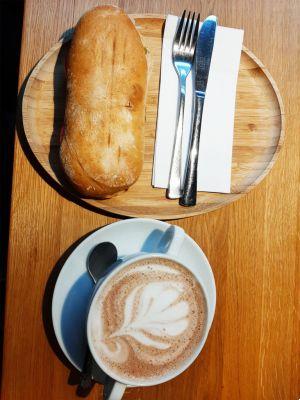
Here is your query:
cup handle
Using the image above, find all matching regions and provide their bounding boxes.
[155,225,185,257]
[104,380,126,400]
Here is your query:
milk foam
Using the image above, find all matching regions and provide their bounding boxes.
[89,257,206,381]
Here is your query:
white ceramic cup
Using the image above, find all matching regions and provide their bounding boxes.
[86,226,215,400]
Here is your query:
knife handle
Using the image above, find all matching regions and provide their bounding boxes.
[180,95,204,207]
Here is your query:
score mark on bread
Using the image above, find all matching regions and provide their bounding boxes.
[60,6,147,198]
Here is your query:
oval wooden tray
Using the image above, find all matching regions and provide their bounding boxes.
[22,15,284,220]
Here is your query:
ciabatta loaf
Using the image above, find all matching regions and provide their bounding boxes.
[60,6,147,198]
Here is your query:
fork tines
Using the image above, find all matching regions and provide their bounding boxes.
[174,10,200,54]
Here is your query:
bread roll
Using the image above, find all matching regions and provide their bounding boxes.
[60,6,147,198]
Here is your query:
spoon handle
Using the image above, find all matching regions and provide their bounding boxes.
[78,351,95,392]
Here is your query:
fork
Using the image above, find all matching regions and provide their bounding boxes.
[167,10,200,199]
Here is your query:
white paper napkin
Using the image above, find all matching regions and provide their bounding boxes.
[152,15,244,193]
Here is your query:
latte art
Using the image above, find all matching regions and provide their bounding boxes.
[89,258,207,382]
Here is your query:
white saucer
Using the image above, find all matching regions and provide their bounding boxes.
[52,218,216,371]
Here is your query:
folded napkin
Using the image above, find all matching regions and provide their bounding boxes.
[152,15,244,193]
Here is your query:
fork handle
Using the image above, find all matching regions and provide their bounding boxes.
[180,94,204,206]
[167,77,186,199]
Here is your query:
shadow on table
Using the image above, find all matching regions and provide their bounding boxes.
[0,0,24,387]
[16,30,123,220]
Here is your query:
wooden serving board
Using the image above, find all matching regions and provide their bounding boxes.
[22,15,284,220]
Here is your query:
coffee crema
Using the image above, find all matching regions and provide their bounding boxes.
[89,257,207,382]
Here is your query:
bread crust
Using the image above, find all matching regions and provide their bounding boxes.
[60,6,147,198]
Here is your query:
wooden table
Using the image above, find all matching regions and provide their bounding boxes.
[2,1,299,399]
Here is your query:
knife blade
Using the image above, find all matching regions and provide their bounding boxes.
[180,15,217,206]
[195,16,217,95]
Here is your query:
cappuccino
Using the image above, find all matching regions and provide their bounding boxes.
[89,257,207,382]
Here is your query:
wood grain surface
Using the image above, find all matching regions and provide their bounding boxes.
[21,17,284,219]
[2,0,300,399]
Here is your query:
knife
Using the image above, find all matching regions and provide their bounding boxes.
[179,15,217,206]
